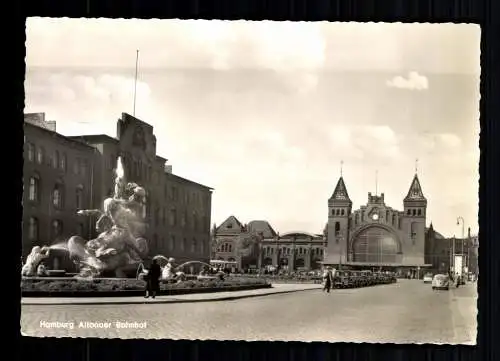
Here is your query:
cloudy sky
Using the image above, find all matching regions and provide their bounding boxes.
[25,18,480,237]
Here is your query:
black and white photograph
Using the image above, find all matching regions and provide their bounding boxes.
[21,18,479,344]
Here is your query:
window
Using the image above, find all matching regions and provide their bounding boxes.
[417,209,422,216]
[27,143,35,162]
[200,240,205,254]
[52,151,59,168]
[341,209,345,216]
[182,210,188,228]
[355,213,359,225]
[75,186,83,209]
[73,158,80,175]
[52,183,64,208]
[51,219,63,239]
[77,223,84,236]
[80,159,88,176]
[181,238,187,251]
[169,208,177,226]
[36,147,44,164]
[386,211,389,221]
[153,234,158,251]
[228,243,232,252]
[407,209,411,215]
[336,209,340,216]
[60,153,67,171]
[392,214,396,225]
[170,235,176,251]
[28,217,39,240]
[352,226,399,263]
[154,205,160,226]
[28,175,40,202]
[192,213,198,231]
[191,238,197,253]
[162,207,166,225]
[335,222,340,236]
[412,209,416,216]
[142,192,148,219]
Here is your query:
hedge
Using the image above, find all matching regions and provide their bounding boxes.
[21,276,271,297]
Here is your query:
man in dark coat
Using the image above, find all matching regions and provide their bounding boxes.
[145,259,161,299]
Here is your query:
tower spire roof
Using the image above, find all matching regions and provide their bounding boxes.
[404,174,426,201]
[330,176,351,202]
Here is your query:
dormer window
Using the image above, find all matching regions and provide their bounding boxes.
[227,223,233,229]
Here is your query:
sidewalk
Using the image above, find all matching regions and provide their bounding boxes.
[449,282,478,345]
[22,283,322,306]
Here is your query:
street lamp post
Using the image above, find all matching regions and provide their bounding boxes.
[457,216,465,274]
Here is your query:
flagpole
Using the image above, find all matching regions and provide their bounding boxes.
[133,49,139,117]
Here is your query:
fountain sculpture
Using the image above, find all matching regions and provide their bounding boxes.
[21,246,51,277]
[66,156,149,278]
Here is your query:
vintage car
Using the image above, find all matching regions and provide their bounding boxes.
[423,272,434,283]
[334,270,352,288]
[432,274,450,290]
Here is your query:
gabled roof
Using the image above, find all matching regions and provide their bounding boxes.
[246,220,277,238]
[329,176,351,203]
[404,174,426,202]
[216,215,244,233]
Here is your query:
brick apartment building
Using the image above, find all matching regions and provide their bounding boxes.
[23,112,213,272]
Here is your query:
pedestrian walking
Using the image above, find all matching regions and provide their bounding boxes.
[322,266,334,293]
[145,259,161,299]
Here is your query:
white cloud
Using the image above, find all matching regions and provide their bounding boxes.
[386,71,429,90]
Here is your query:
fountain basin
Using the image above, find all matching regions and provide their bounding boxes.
[21,276,271,297]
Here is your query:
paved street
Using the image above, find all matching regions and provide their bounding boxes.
[21,279,477,344]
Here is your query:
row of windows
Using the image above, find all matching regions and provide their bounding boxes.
[165,208,208,232]
[262,247,324,256]
[27,217,85,241]
[406,208,423,216]
[26,143,90,176]
[217,242,233,253]
[153,235,208,254]
[332,208,347,216]
[28,175,85,209]
[118,154,208,209]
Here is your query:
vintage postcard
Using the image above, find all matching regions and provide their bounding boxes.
[21,18,479,344]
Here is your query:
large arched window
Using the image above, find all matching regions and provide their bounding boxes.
[52,150,59,169]
[59,153,67,171]
[51,219,63,239]
[28,175,40,202]
[352,226,399,263]
[28,217,39,241]
[36,146,44,165]
[52,182,65,208]
[75,185,83,209]
[192,212,198,231]
[26,143,35,162]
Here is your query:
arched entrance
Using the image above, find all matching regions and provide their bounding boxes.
[352,226,400,263]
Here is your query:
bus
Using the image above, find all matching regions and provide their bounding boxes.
[210,260,238,272]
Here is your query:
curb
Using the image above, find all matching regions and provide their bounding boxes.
[22,287,322,306]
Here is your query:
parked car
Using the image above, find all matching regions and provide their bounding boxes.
[432,274,450,290]
[334,270,352,288]
[423,272,433,283]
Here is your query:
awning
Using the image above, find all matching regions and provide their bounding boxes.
[320,261,432,268]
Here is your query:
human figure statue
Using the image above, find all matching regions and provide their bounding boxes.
[21,246,50,277]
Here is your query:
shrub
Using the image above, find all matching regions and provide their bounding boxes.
[21,276,269,293]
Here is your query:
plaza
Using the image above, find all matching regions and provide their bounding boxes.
[21,279,477,344]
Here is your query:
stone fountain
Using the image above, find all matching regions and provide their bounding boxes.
[65,156,149,278]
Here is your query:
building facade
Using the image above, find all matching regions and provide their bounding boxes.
[213,216,325,271]
[324,173,430,270]
[23,112,213,271]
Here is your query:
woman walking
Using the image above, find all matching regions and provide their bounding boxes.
[145,259,161,299]
[323,266,334,293]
